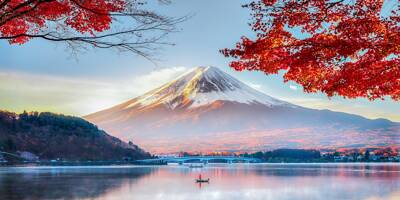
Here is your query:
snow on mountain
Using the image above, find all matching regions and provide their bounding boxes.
[124,66,291,110]
[85,66,400,154]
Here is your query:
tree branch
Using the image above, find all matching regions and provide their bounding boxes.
[0,0,188,61]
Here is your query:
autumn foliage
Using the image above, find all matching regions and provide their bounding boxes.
[222,0,400,100]
[0,0,125,44]
[0,0,182,56]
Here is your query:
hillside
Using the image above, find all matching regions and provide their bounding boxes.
[0,110,151,161]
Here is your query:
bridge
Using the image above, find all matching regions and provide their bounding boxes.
[0,151,23,159]
[137,156,261,164]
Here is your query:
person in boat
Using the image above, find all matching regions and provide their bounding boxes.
[196,174,209,182]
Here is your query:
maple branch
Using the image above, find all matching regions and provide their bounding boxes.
[0,0,188,60]
[224,0,400,100]
[0,22,175,59]
[0,0,55,27]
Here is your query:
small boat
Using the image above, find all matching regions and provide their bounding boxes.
[196,174,209,183]
[196,178,210,183]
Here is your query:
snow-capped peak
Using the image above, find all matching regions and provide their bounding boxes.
[125,66,290,109]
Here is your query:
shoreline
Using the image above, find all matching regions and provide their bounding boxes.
[1,161,399,167]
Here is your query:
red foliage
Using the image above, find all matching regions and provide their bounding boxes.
[222,0,400,100]
[0,0,125,44]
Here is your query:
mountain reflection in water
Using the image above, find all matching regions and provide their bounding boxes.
[0,164,399,200]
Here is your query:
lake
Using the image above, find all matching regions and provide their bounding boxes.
[0,163,399,200]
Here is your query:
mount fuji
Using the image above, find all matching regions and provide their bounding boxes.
[85,66,399,153]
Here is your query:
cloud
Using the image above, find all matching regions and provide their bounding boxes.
[0,67,188,116]
[129,66,187,94]
[289,85,298,90]
[245,82,263,91]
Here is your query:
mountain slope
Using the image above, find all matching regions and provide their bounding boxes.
[0,111,151,161]
[85,66,400,153]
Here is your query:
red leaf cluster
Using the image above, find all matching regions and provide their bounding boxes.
[0,0,125,44]
[222,0,400,100]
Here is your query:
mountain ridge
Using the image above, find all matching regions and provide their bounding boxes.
[85,66,399,153]
[125,66,292,109]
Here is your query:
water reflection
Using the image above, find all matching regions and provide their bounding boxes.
[0,166,156,200]
[0,164,399,200]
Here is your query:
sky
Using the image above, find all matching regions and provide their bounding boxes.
[0,0,399,122]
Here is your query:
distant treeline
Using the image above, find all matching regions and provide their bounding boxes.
[0,110,151,162]
[240,148,399,163]
[241,149,322,162]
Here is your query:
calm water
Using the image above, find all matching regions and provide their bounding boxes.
[0,163,399,200]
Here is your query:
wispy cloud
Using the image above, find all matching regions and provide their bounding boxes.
[245,82,263,91]
[289,85,298,90]
[129,66,187,94]
[0,67,188,116]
